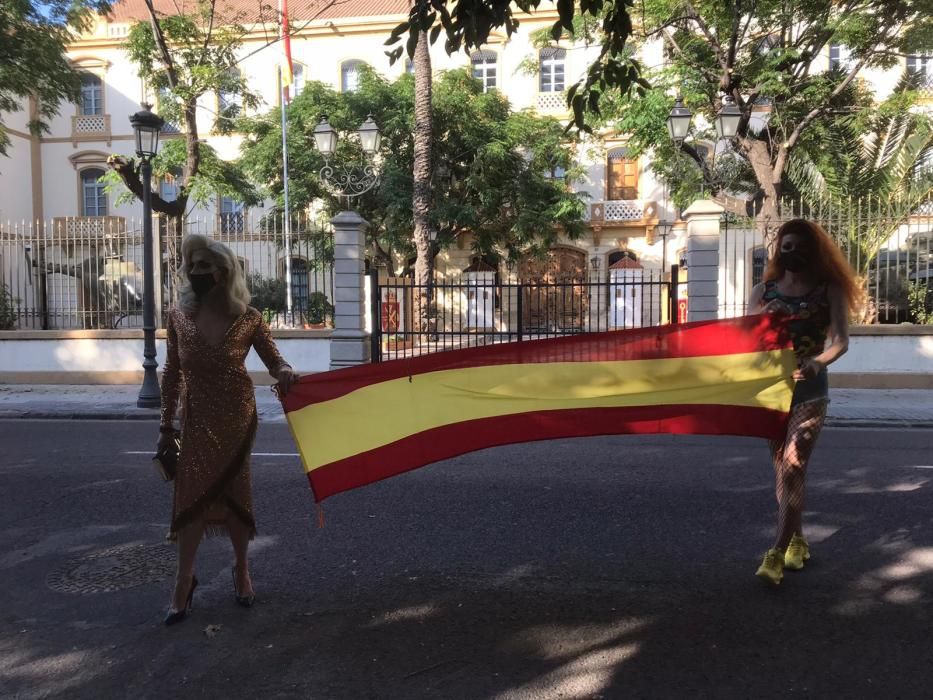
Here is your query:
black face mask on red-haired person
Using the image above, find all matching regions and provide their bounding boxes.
[779,249,809,274]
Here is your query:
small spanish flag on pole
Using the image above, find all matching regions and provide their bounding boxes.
[282,315,796,503]
[280,0,293,93]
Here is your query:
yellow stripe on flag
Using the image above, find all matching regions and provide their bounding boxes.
[288,349,795,472]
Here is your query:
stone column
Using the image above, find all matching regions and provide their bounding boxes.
[681,199,723,322]
[329,210,371,369]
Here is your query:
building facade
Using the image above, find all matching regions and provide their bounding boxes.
[0,0,930,332]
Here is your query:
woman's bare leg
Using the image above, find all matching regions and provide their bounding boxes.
[171,518,205,611]
[772,400,828,551]
[227,514,255,597]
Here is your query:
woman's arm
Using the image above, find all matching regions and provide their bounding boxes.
[810,285,850,371]
[252,313,299,394]
[160,311,182,431]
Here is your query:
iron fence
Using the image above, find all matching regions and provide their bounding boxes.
[369,267,679,362]
[719,196,933,323]
[0,213,335,330]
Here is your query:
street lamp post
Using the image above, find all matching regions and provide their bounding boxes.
[130,103,165,409]
[313,115,382,207]
[312,114,383,368]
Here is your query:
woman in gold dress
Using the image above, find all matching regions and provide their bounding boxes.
[158,234,299,625]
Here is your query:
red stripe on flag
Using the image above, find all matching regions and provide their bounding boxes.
[305,403,789,502]
[284,315,792,412]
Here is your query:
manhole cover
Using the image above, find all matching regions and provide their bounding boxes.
[47,542,176,594]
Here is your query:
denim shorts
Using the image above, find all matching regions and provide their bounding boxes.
[791,367,829,407]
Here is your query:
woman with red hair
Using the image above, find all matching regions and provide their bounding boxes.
[748,219,862,585]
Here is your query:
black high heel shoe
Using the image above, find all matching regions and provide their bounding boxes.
[232,566,255,608]
[164,575,198,626]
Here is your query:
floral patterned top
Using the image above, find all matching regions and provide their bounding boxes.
[761,281,832,359]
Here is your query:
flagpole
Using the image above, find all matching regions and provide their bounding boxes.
[279,0,293,321]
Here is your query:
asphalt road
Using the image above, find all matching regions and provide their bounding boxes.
[1,420,931,700]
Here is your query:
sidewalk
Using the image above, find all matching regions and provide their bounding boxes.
[2,384,933,427]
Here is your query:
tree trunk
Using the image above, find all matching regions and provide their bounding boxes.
[412,28,435,336]
[743,138,782,240]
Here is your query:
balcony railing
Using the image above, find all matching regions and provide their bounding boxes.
[50,216,127,242]
[589,200,657,225]
[536,92,568,113]
[71,114,112,146]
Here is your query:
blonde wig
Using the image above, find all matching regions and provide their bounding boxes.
[177,234,252,314]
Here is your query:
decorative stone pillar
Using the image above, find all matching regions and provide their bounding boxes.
[681,199,723,322]
[329,210,371,369]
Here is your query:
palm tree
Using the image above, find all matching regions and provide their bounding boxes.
[411,5,435,336]
[787,72,933,320]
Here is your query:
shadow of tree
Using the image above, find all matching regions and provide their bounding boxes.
[2,429,932,698]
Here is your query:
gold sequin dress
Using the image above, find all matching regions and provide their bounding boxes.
[160,306,288,540]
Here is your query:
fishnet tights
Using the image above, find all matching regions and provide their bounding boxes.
[769,399,828,551]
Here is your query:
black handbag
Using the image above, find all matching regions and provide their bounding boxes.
[153,432,182,482]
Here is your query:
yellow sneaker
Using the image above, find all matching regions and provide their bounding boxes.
[784,535,810,571]
[756,548,784,585]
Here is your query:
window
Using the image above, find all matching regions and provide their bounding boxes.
[545,165,567,180]
[471,50,497,92]
[751,246,767,286]
[608,250,638,266]
[80,73,103,116]
[539,48,566,93]
[829,44,851,71]
[290,258,309,311]
[219,196,245,234]
[157,87,181,133]
[341,60,364,92]
[606,148,638,200]
[159,169,182,202]
[287,63,306,101]
[405,58,415,75]
[80,168,108,216]
[907,54,932,83]
[218,71,242,117]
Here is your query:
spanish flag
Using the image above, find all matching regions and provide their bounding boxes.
[282,315,795,502]
[280,0,293,89]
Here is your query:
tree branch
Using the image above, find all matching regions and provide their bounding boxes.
[682,1,727,71]
[200,0,218,66]
[142,0,178,88]
[781,18,903,173]
[107,155,186,217]
[660,28,722,84]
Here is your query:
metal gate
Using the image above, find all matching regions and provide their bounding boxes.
[369,265,680,362]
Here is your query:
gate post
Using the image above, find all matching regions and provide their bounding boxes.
[329,210,371,369]
[682,199,723,322]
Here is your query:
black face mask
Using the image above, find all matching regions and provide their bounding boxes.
[190,273,217,299]
[779,250,809,273]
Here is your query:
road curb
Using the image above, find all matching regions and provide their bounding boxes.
[824,419,933,429]
[1,411,932,429]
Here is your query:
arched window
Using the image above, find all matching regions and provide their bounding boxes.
[539,48,566,93]
[608,250,638,267]
[341,60,365,92]
[218,70,242,117]
[287,63,306,101]
[80,73,103,116]
[80,168,107,216]
[471,50,497,92]
[606,147,638,200]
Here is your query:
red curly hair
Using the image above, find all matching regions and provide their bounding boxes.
[764,218,863,313]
